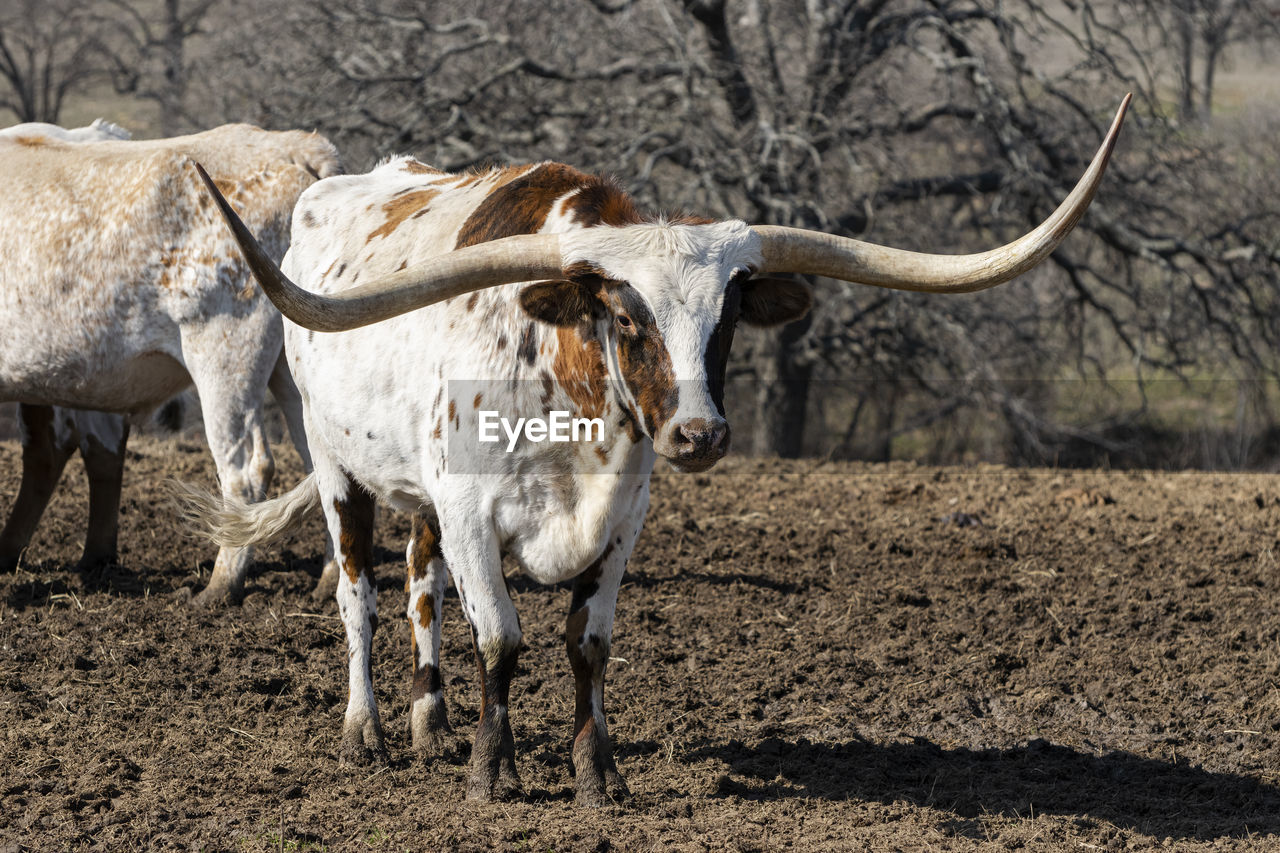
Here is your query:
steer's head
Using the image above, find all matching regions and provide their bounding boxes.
[518,221,811,471]
[193,96,1127,473]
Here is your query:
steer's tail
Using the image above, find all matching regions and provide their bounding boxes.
[170,474,321,548]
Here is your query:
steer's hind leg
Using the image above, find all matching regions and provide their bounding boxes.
[440,513,522,801]
[267,353,339,602]
[78,414,130,570]
[405,510,456,760]
[323,472,387,765]
[0,405,76,572]
[566,539,632,806]
[182,321,277,606]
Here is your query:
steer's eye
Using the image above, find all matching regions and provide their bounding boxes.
[616,314,633,330]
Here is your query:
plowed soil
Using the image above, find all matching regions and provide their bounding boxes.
[2,438,1280,851]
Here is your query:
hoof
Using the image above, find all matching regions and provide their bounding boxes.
[339,740,390,768]
[412,727,467,765]
[75,552,117,573]
[465,769,523,803]
[193,582,243,608]
[411,701,462,763]
[310,562,340,603]
[575,769,630,807]
[340,714,387,768]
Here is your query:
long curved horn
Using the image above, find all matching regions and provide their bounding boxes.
[194,163,564,332]
[753,94,1131,293]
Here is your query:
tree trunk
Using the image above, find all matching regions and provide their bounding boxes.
[159,0,186,136]
[1177,10,1196,123]
[746,311,814,458]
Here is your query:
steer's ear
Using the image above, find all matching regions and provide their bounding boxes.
[519,280,599,326]
[740,276,813,327]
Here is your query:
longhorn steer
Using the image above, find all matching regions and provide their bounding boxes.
[0,119,141,573]
[185,98,1129,803]
[0,123,341,603]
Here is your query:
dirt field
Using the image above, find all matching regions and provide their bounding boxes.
[2,438,1279,851]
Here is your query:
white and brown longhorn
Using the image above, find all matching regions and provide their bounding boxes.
[0,122,341,603]
[182,97,1129,804]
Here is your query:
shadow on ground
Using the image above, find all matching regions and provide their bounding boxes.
[690,735,1278,841]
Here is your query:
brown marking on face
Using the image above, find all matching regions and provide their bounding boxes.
[448,399,457,425]
[704,277,743,416]
[432,419,442,441]
[496,335,508,350]
[397,260,408,271]
[604,288,678,438]
[517,323,538,365]
[365,189,439,243]
[553,327,608,419]
[466,292,479,312]
[10,135,45,147]
[301,209,317,228]
[332,485,376,586]
[594,445,610,465]
[473,392,483,409]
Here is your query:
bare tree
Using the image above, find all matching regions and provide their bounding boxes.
[98,0,220,135]
[193,0,1280,467]
[0,0,111,123]
[1120,0,1280,123]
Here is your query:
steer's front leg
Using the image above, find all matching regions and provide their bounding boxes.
[441,516,523,802]
[566,537,632,806]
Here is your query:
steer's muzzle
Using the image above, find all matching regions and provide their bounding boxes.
[667,417,729,472]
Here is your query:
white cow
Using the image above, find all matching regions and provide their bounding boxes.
[184,98,1129,802]
[0,120,140,573]
[0,122,341,604]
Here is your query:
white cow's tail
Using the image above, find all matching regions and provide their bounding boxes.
[170,473,320,548]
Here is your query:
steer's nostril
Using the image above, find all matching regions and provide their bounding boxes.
[673,418,729,457]
[707,423,727,450]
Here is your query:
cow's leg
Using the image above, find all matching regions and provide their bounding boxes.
[405,511,455,759]
[0,405,75,572]
[182,324,277,606]
[321,471,386,765]
[268,352,339,601]
[77,414,130,570]
[268,350,312,471]
[566,539,632,806]
[441,515,522,801]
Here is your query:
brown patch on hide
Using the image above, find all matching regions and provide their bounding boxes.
[332,484,376,585]
[553,328,608,420]
[366,189,440,243]
[403,160,443,175]
[407,513,442,581]
[454,164,590,249]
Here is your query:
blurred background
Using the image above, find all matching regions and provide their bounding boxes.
[2,0,1278,469]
